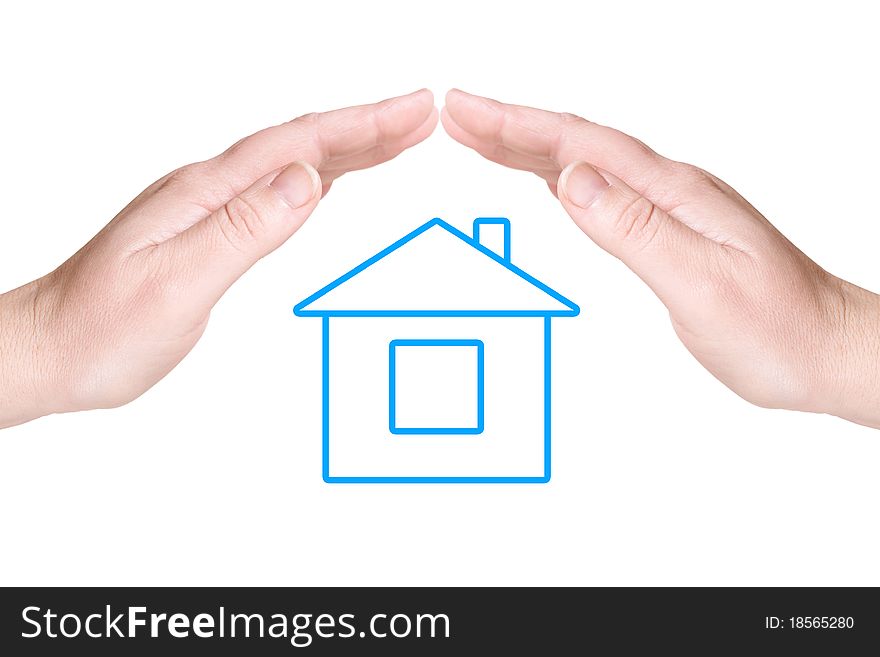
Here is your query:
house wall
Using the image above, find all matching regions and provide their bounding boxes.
[325,316,548,479]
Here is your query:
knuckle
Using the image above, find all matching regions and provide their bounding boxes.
[149,161,232,213]
[559,111,587,126]
[288,112,329,161]
[290,112,321,143]
[158,163,208,194]
[612,195,662,247]
[218,195,265,249]
[293,111,320,127]
[674,163,723,193]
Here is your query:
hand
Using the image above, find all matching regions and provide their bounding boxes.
[442,89,880,428]
[0,90,438,428]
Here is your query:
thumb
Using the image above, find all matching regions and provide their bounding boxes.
[557,161,709,302]
[169,161,321,301]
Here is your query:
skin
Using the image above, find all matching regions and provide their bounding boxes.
[1,88,878,429]
[0,90,438,428]
[442,89,880,428]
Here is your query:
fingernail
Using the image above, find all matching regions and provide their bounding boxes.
[560,161,610,208]
[270,161,320,208]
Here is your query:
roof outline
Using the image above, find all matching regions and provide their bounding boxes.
[293,217,580,318]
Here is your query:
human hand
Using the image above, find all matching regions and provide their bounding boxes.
[442,89,880,428]
[0,90,438,428]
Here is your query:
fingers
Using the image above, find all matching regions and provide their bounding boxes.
[557,161,718,306]
[442,89,673,193]
[442,89,770,252]
[162,161,322,304]
[314,104,438,182]
[121,90,438,246]
[212,88,438,197]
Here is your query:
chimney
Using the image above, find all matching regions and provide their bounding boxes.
[473,217,511,262]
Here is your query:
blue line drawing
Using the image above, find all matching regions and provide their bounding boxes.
[295,217,579,484]
[294,218,578,318]
[473,217,511,262]
[322,315,330,482]
[389,339,485,435]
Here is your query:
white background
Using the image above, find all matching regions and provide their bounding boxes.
[1,0,879,585]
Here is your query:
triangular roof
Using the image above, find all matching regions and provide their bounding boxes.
[294,218,579,317]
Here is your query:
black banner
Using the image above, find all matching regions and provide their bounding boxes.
[0,587,876,654]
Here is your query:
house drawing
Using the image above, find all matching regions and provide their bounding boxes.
[294,217,579,483]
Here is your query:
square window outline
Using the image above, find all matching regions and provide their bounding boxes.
[388,339,485,435]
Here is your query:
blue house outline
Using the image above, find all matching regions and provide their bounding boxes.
[294,217,580,484]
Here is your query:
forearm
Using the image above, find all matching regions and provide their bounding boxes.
[0,277,56,428]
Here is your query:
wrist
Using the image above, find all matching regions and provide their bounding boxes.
[813,276,880,428]
[0,275,62,428]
